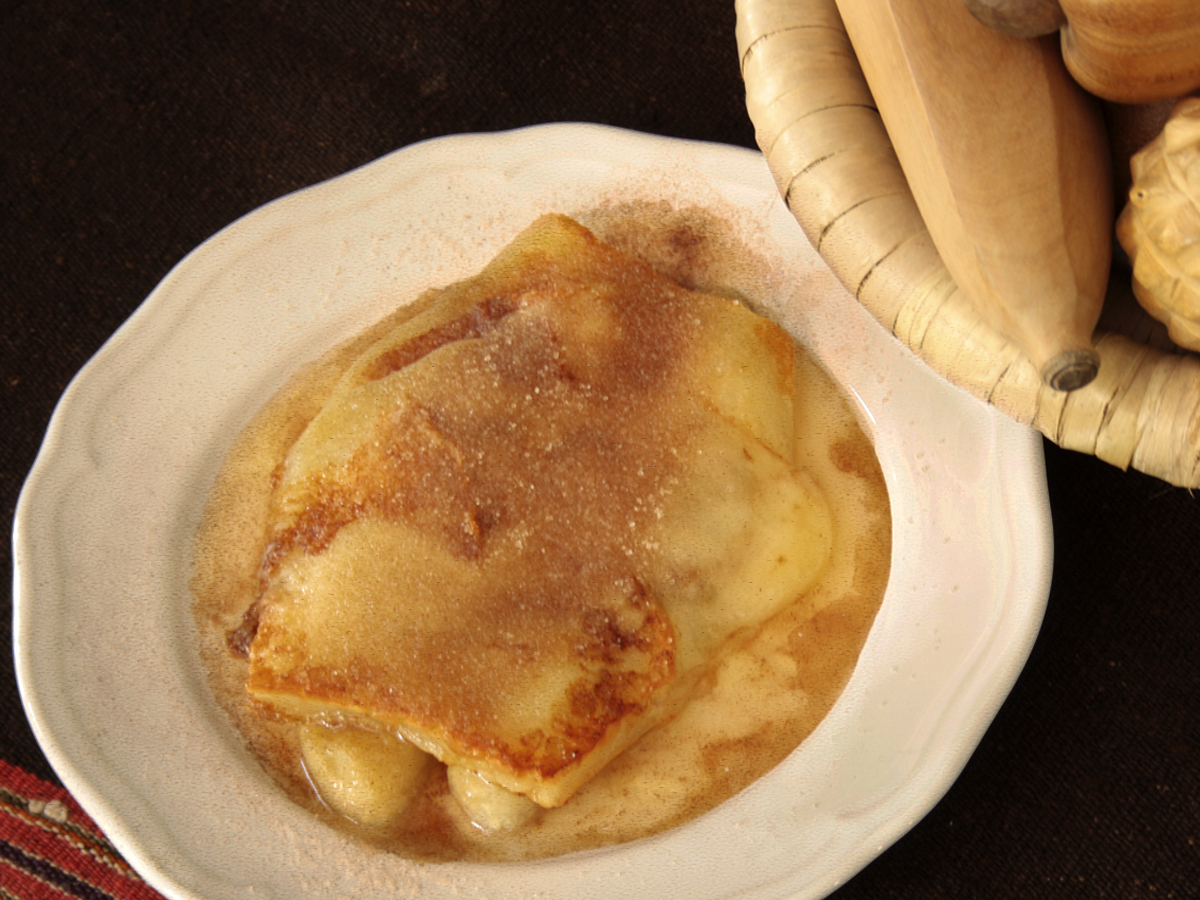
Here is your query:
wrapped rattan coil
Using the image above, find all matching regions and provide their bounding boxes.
[736,0,1200,487]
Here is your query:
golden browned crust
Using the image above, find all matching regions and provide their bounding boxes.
[241,215,823,807]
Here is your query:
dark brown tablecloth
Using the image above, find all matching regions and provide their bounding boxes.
[2,1,1197,897]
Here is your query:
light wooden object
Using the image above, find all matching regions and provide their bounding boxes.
[833,0,1112,391]
[737,0,1200,487]
[961,0,1065,37]
[1118,97,1200,352]
[960,0,1200,103]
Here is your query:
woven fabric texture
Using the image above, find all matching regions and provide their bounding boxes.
[0,761,164,900]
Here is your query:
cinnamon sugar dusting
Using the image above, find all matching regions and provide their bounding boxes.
[191,205,891,862]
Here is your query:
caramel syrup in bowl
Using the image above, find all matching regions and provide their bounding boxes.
[191,208,891,862]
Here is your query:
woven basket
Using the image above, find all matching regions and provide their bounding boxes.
[736,0,1200,488]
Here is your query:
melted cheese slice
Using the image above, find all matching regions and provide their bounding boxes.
[245,215,832,808]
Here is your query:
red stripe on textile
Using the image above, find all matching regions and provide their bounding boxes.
[0,790,136,878]
[0,838,120,900]
[0,807,160,900]
[0,762,167,900]
[0,847,78,900]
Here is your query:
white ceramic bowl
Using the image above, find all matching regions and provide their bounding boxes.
[14,123,1052,900]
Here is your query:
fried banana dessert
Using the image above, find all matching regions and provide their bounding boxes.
[236,214,832,811]
[195,209,893,860]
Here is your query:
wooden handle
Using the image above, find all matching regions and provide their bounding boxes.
[1059,0,1200,103]
[960,0,1200,102]
[835,0,1111,389]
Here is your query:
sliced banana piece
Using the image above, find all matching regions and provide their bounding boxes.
[446,766,539,833]
[299,723,430,829]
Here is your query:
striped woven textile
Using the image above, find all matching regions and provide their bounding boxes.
[0,761,165,900]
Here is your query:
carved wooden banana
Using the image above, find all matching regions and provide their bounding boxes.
[836,0,1112,389]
